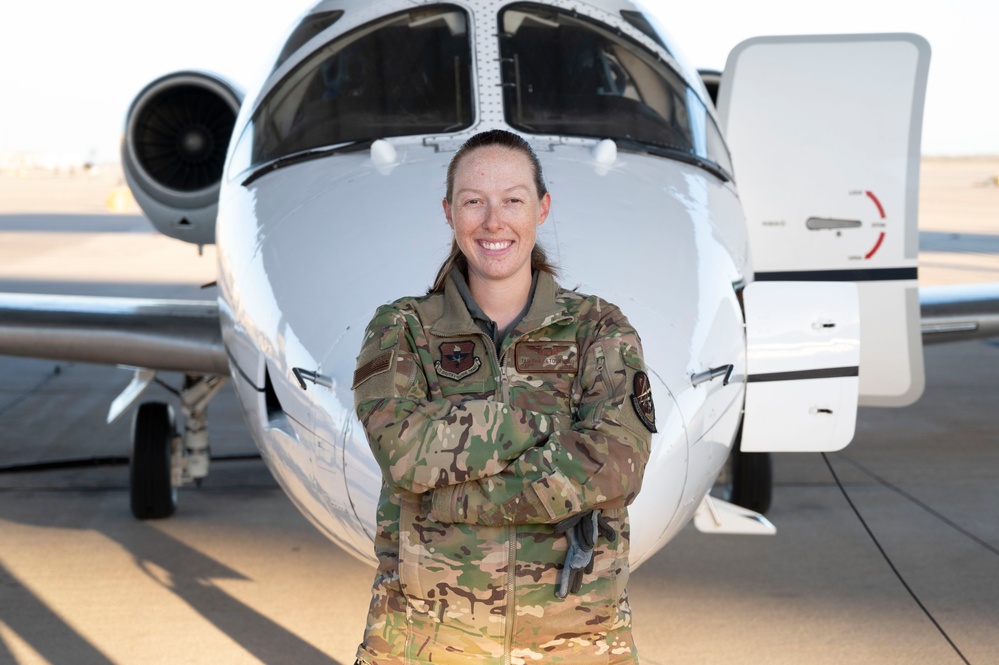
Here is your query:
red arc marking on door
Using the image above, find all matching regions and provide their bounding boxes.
[864,190,886,259]
[866,190,886,218]
[865,232,886,259]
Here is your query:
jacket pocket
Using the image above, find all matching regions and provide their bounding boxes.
[398,506,509,628]
[397,501,430,603]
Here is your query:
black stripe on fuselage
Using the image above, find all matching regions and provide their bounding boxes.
[754,268,917,282]
[748,366,859,383]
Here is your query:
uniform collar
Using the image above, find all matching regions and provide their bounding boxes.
[431,269,571,337]
[514,270,573,335]
[450,267,506,330]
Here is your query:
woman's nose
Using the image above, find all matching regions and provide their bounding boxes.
[482,205,504,230]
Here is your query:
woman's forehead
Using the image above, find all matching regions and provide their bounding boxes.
[454,146,535,185]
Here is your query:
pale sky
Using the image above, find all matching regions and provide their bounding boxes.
[1,0,996,163]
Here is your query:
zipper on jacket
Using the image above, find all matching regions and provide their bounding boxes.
[593,344,609,427]
[493,325,567,662]
[499,352,511,405]
[503,523,516,665]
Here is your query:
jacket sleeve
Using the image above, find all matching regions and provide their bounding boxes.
[353,303,558,495]
[430,307,653,526]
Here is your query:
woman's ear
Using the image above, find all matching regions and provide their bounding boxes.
[537,192,551,227]
[443,198,454,229]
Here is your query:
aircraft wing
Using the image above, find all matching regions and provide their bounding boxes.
[1,281,992,372]
[921,282,999,344]
[0,293,228,375]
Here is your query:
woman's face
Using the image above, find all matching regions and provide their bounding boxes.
[444,146,551,290]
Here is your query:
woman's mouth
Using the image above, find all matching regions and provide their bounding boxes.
[479,240,513,251]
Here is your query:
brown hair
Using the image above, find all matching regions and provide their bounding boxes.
[430,130,557,293]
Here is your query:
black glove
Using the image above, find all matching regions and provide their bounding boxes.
[553,510,617,598]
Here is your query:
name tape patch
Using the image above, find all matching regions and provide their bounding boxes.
[515,342,579,373]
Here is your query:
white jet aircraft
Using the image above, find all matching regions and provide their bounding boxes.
[2,0,998,568]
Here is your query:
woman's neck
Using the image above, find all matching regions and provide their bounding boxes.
[468,270,533,329]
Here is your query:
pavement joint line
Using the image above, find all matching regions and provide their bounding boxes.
[822,453,973,665]
[0,363,67,417]
[837,452,999,559]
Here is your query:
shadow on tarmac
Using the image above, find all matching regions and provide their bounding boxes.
[0,559,115,664]
[0,499,346,665]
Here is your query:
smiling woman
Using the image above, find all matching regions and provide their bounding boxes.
[350,129,655,664]
[436,130,553,328]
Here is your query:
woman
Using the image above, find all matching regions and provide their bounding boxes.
[352,130,654,664]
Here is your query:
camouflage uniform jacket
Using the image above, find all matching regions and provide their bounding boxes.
[352,271,654,665]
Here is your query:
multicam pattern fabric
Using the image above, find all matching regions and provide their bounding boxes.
[352,271,652,665]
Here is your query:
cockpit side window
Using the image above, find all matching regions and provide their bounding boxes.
[499,3,732,180]
[271,10,344,75]
[231,5,472,177]
[619,10,671,56]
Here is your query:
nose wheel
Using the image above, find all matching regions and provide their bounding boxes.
[130,402,178,519]
[123,374,227,520]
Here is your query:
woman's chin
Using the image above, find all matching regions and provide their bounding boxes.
[468,262,530,286]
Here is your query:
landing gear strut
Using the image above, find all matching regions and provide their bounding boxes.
[729,449,773,515]
[713,425,773,515]
[127,373,227,520]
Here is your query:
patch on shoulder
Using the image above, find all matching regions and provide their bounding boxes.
[435,340,482,381]
[353,350,393,389]
[515,342,579,373]
[630,371,657,433]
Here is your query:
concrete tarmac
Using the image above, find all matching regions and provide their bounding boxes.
[1,164,997,664]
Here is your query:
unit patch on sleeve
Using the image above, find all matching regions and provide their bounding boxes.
[630,371,657,433]
[435,340,482,381]
[515,342,579,373]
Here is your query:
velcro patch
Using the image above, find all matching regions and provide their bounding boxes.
[352,350,393,389]
[630,371,657,433]
[515,342,579,373]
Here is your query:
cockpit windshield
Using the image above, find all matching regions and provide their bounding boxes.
[231,5,473,177]
[499,3,732,178]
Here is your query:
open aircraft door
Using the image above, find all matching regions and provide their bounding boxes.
[719,33,931,418]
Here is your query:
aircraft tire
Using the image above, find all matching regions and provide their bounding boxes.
[130,401,177,519]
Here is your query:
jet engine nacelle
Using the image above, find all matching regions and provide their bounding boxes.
[121,71,242,246]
